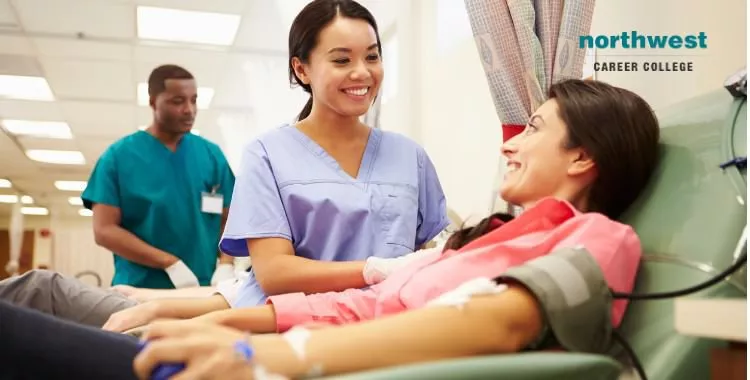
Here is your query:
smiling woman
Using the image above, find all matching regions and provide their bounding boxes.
[211,0,451,309]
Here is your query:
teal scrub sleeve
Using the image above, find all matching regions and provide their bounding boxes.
[415,148,450,247]
[82,148,120,210]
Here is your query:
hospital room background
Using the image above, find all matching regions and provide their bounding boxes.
[0,0,744,295]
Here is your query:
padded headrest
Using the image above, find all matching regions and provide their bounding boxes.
[619,88,747,286]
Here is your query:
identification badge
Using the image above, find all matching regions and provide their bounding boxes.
[201,192,224,214]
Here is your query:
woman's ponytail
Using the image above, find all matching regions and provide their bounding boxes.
[442,212,515,251]
[297,95,313,121]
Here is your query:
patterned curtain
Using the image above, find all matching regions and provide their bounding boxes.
[464,0,596,211]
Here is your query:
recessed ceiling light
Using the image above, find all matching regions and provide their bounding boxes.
[0,179,10,188]
[55,181,87,192]
[78,209,93,217]
[26,150,85,165]
[20,195,33,204]
[0,75,55,101]
[136,6,241,46]
[68,197,83,206]
[0,195,18,203]
[137,83,215,110]
[21,207,48,216]
[2,120,73,139]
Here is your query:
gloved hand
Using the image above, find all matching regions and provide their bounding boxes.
[165,260,200,288]
[362,248,440,285]
[4,260,19,276]
[211,263,235,286]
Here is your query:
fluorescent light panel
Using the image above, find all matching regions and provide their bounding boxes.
[136,6,241,46]
[2,119,73,139]
[0,179,10,188]
[55,181,87,191]
[137,83,214,110]
[68,197,83,206]
[0,195,17,203]
[0,195,34,204]
[0,75,54,101]
[21,207,48,216]
[78,209,93,217]
[26,150,85,165]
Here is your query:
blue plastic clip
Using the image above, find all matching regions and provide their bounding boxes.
[719,156,748,170]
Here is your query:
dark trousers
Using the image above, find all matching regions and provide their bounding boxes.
[0,300,139,379]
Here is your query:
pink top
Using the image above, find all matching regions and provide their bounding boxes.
[268,198,641,332]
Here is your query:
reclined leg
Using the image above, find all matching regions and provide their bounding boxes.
[0,270,138,327]
[0,300,139,380]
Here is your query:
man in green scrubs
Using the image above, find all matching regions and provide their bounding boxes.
[82,64,236,289]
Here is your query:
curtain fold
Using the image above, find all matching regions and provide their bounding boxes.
[465,0,595,127]
[464,0,596,212]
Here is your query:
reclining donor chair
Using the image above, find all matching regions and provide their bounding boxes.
[325,77,748,379]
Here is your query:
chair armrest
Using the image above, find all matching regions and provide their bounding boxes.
[323,352,623,380]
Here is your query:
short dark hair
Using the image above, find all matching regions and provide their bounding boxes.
[288,0,382,121]
[148,64,194,97]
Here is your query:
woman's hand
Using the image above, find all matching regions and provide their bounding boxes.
[102,302,159,332]
[133,320,267,380]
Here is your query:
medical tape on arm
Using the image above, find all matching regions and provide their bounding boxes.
[426,277,509,309]
[281,326,325,378]
[494,246,614,353]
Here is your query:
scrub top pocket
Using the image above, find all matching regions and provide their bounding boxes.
[376,185,419,251]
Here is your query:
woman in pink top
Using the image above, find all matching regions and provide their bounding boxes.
[0,78,659,380]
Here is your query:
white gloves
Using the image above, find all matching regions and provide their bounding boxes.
[165,260,200,288]
[211,263,235,286]
[4,260,18,276]
[362,248,440,285]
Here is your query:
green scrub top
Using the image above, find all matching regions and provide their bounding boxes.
[82,131,236,289]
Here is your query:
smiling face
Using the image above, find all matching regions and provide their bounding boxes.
[291,15,383,119]
[499,99,597,210]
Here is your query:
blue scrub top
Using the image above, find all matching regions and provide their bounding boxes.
[220,124,450,307]
[82,131,236,289]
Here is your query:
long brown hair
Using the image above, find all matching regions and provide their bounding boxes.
[441,79,660,250]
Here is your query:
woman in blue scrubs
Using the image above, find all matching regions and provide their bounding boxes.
[97,0,449,332]
[220,0,449,307]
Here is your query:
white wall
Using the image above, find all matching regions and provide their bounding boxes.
[589,0,746,110]
[378,0,503,225]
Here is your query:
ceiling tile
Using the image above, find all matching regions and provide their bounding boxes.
[0,36,35,56]
[40,58,134,101]
[16,135,80,151]
[0,99,64,120]
[0,132,38,178]
[78,136,114,158]
[13,0,135,39]
[33,38,132,61]
[133,0,247,14]
[133,46,228,86]
[60,101,136,137]
[0,0,19,28]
